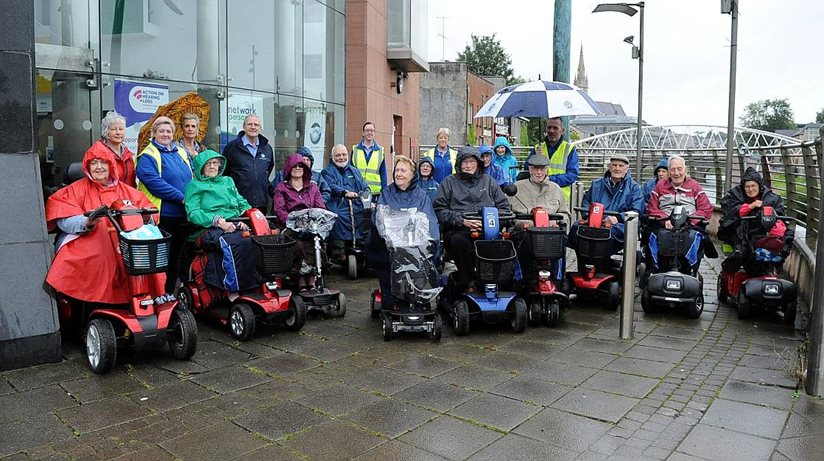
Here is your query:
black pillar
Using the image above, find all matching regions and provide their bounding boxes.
[0,0,62,370]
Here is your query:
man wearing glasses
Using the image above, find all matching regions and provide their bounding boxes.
[222,114,274,211]
[351,121,386,198]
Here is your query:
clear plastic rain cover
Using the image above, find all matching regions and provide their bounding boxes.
[286,208,338,239]
[375,205,442,304]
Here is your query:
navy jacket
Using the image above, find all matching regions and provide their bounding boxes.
[221,131,274,210]
[581,170,645,243]
[321,161,370,240]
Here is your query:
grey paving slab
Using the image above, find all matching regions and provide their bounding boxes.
[344,397,437,438]
[399,415,502,460]
[471,350,545,373]
[232,444,303,461]
[513,408,612,453]
[718,380,794,411]
[430,365,514,391]
[729,365,798,388]
[0,384,77,424]
[189,339,256,369]
[0,415,75,457]
[567,337,634,355]
[0,379,13,396]
[738,353,787,370]
[159,420,266,461]
[606,357,675,379]
[293,382,383,416]
[547,348,617,369]
[580,369,660,399]
[245,352,322,376]
[524,360,598,386]
[780,412,824,439]
[677,424,778,460]
[2,361,87,390]
[648,325,707,341]
[468,433,578,461]
[550,387,639,423]
[190,365,270,395]
[701,398,788,439]
[353,440,448,461]
[232,400,329,440]
[55,395,152,434]
[496,338,563,358]
[129,379,217,413]
[490,374,572,406]
[344,367,427,395]
[58,371,147,404]
[449,393,541,433]
[776,434,824,461]
[396,380,479,412]
[285,419,385,460]
[387,354,460,378]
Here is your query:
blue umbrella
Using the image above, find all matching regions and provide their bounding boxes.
[474,80,603,119]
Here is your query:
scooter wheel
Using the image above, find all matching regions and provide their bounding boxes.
[528,300,542,327]
[511,298,527,334]
[452,300,470,336]
[686,295,704,319]
[370,291,380,319]
[606,281,621,311]
[784,301,797,327]
[335,293,347,318]
[347,255,358,280]
[430,313,443,342]
[168,308,198,360]
[177,285,196,312]
[717,274,728,305]
[86,318,117,374]
[641,290,656,313]
[285,297,307,331]
[547,300,561,328]
[737,292,750,320]
[230,303,256,341]
[382,315,394,341]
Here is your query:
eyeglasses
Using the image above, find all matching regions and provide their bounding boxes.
[205,160,221,166]
[363,128,375,133]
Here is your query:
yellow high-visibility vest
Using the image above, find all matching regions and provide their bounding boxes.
[426,147,457,175]
[352,144,385,194]
[136,143,192,213]
[536,140,572,203]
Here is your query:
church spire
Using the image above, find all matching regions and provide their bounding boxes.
[574,44,589,93]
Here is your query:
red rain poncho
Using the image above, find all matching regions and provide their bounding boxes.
[45,149,164,304]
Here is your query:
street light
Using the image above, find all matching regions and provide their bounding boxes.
[722,0,739,195]
[593,2,645,181]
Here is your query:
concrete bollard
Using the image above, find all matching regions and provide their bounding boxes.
[620,211,639,340]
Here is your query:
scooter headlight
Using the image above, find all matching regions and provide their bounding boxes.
[265,281,279,291]
[538,270,552,281]
[665,279,682,290]
[763,283,781,296]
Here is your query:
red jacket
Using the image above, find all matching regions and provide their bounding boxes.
[85,140,136,187]
[646,177,713,224]
[46,149,162,304]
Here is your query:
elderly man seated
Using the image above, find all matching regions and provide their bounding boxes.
[508,154,570,278]
[568,154,645,270]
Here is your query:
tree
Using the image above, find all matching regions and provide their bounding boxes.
[457,34,520,85]
[739,98,796,132]
[466,123,476,145]
[816,108,824,124]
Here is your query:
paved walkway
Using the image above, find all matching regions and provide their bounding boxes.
[1,255,820,460]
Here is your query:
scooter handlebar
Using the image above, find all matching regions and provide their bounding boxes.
[513,212,566,222]
[573,207,622,217]
[462,210,516,221]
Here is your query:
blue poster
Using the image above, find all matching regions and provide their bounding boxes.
[114,79,169,152]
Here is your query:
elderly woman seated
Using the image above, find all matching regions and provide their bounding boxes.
[184,150,256,296]
[45,149,162,304]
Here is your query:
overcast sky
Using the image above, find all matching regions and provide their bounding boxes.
[427,0,824,127]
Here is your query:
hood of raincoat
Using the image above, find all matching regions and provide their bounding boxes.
[297,146,314,166]
[653,156,669,174]
[740,167,766,197]
[456,146,482,181]
[283,153,312,183]
[417,156,435,179]
[191,149,226,181]
[493,136,513,157]
[82,146,120,184]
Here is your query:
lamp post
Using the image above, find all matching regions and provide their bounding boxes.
[722,0,739,194]
[593,2,645,182]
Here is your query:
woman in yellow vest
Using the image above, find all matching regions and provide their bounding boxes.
[136,116,193,293]
[426,127,458,183]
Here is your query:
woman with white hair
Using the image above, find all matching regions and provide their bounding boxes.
[83,111,135,186]
[424,127,458,183]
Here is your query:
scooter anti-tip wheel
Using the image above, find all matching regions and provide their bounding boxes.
[546,300,561,327]
[347,254,358,280]
[430,313,443,342]
[382,315,393,341]
[528,300,542,327]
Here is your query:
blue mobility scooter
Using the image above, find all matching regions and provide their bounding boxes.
[371,206,443,341]
[440,207,527,336]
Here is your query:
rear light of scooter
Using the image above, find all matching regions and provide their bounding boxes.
[471,231,481,239]
[538,270,552,281]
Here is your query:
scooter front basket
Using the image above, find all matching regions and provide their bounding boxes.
[118,231,172,275]
[576,226,610,260]
[528,227,566,259]
[251,234,296,276]
[656,230,689,258]
[474,240,516,283]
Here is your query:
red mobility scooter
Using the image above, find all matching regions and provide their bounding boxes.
[718,206,797,324]
[567,202,623,310]
[56,201,198,374]
[513,207,569,327]
[178,208,307,341]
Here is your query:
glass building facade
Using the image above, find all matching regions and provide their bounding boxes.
[34,0,345,191]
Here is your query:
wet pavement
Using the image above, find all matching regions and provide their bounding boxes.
[1,253,821,460]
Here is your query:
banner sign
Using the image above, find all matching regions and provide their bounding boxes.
[303,105,326,171]
[114,79,169,153]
